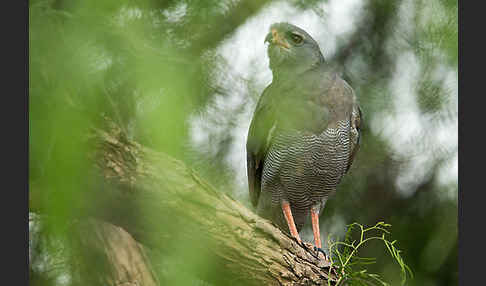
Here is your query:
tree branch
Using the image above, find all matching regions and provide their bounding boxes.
[31,119,338,285]
[72,219,160,286]
[90,120,337,285]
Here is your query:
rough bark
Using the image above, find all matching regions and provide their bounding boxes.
[72,219,160,286]
[30,119,338,285]
[90,120,337,285]
[29,214,159,286]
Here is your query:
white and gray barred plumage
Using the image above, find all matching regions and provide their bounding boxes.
[248,71,362,234]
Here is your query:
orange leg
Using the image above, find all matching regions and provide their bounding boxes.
[311,208,322,249]
[282,201,301,243]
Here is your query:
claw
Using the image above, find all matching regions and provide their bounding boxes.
[314,246,327,255]
[302,241,314,250]
[314,246,329,261]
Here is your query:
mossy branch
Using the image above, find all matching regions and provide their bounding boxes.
[67,120,339,285]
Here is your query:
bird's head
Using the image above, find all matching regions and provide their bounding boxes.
[265,22,325,77]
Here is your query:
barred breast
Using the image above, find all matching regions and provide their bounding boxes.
[260,119,352,231]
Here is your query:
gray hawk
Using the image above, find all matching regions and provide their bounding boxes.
[246,22,362,256]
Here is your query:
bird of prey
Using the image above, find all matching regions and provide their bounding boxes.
[246,23,362,256]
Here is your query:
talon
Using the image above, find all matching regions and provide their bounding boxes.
[314,246,326,255]
[314,246,329,261]
[302,241,314,250]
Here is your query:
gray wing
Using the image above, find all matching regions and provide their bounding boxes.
[328,75,363,174]
[246,85,276,207]
[345,103,363,174]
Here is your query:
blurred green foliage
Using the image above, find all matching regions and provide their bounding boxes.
[29,0,457,285]
[328,222,413,286]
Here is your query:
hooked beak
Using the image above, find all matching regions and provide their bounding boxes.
[264,28,290,49]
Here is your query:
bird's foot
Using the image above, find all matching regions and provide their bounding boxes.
[314,246,329,262]
[301,242,330,262]
[301,241,315,251]
[298,242,332,266]
[314,247,340,277]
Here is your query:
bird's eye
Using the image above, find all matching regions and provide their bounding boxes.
[290,33,303,45]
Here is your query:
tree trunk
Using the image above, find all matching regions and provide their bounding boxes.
[72,219,160,286]
[29,214,159,286]
[30,119,338,286]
